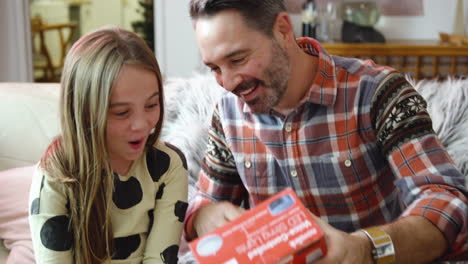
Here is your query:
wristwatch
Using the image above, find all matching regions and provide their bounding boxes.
[361,227,395,264]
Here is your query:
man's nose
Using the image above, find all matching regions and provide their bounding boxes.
[218,69,242,93]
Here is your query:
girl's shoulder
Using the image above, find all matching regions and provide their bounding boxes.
[30,163,69,209]
[146,140,188,171]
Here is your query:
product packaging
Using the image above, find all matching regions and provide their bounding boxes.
[189,188,327,264]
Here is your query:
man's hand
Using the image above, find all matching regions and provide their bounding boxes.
[312,215,373,264]
[312,214,447,263]
[193,201,245,237]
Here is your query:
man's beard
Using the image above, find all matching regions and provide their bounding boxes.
[234,40,290,114]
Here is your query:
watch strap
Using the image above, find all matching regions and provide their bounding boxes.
[361,227,395,264]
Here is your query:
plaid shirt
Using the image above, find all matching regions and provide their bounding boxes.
[185,38,467,258]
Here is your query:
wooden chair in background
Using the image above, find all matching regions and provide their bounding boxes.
[31,16,77,82]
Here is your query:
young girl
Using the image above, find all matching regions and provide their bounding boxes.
[28,27,188,264]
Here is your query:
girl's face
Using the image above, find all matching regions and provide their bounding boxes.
[106,64,160,175]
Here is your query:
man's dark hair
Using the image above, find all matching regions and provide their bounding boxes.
[189,0,286,37]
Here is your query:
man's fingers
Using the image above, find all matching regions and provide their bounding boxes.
[194,202,245,237]
[224,204,245,221]
[309,212,331,231]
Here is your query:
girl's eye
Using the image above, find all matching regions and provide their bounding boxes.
[146,103,159,109]
[115,111,128,116]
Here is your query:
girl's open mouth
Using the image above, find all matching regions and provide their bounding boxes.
[129,139,144,150]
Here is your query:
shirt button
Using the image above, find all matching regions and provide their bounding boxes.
[285,123,292,132]
[291,169,298,177]
[344,159,352,167]
[245,160,252,168]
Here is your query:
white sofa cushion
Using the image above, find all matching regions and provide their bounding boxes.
[0,82,59,263]
[0,83,60,171]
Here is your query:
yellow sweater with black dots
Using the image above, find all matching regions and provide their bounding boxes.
[29,141,188,264]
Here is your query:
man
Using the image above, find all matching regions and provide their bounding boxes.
[184,0,467,263]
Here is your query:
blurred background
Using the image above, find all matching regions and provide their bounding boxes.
[29,0,154,82]
[0,0,467,82]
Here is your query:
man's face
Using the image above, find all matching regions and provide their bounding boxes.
[195,10,290,113]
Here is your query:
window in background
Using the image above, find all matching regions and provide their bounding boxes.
[29,0,154,82]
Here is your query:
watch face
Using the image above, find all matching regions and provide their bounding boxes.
[376,242,395,257]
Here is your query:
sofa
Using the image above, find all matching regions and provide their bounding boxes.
[0,74,467,264]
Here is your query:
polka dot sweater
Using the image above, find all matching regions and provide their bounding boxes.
[29,141,188,264]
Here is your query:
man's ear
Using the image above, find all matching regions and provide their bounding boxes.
[273,12,295,47]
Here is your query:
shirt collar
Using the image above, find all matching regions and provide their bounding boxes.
[297,37,337,106]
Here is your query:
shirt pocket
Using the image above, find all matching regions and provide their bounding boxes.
[235,153,289,201]
[306,149,376,213]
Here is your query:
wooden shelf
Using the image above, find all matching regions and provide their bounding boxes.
[321,40,468,81]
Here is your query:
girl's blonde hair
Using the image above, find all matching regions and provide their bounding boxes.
[41,26,164,264]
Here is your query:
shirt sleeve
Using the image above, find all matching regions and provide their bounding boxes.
[371,73,468,259]
[184,104,248,241]
[28,164,73,264]
[143,144,188,264]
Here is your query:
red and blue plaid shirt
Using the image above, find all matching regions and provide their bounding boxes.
[185,38,467,258]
